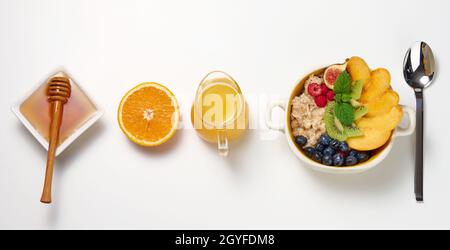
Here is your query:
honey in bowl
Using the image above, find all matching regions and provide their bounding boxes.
[19,72,98,147]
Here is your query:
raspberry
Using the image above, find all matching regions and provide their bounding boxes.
[338,151,348,158]
[320,84,329,95]
[314,95,328,108]
[326,90,335,101]
[307,83,322,97]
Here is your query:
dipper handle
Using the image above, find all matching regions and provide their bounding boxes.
[40,76,71,204]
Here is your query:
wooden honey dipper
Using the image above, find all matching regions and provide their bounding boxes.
[40,76,71,204]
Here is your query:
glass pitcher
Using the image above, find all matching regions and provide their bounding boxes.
[191,71,249,156]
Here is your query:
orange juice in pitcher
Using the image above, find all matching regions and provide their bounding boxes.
[191,71,249,156]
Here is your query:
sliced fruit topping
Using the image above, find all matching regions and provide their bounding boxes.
[325,102,347,142]
[346,56,371,88]
[324,63,347,89]
[325,101,364,142]
[334,117,344,132]
[365,90,399,117]
[345,63,403,151]
[349,88,402,150]
[360,68,391,103]
[350,99,362,108]
[344,125,363,138]
[351,80,363,100]
[356,105,403,132]
[331,70,370,128]
[347,127,391,151]
[354,106,368,120]
[118,82,180,147]
[307,83,322,96]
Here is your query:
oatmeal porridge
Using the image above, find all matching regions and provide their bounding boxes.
[291,75,326,147]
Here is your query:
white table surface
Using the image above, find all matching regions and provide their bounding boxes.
[1,0,450,230]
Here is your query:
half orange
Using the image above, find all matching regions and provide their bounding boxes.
[118,82,180,146]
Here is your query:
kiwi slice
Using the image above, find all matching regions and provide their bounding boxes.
[350,99,362,108]
[351,80,363,100]
[334,117,344,132]
[354,106,368,120]
[325,102,348,141]
[344,125,363,138]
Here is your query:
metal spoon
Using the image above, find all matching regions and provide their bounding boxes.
[403,41,436,202]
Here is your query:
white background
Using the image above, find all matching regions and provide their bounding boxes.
[1,0,449,230]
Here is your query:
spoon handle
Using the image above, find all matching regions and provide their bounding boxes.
[415,91,424,202]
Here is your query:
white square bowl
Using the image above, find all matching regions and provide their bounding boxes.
[11,70,104,157]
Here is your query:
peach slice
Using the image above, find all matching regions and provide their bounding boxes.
[356,105,403,132]
[347,127,392,151]
[346,56,371,87]
[366,90,400,117]
[360,68,391,103]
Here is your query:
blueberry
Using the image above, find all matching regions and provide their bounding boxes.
[322,154,333,166]
[304,147,315,157]
[312,152,323,162]
[333,153,344,166]
[319,134,331,146]
[357,152,370,162]
[330,139,340,149]
[339,142,349,152]
[315,143,325,152]
[323,147,335,156]
[348,150,358,158]
[345,155,358,166]
[295,135,307,147]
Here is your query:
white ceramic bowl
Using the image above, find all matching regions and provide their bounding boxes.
[266,67,416,174]
[11,70,103,157]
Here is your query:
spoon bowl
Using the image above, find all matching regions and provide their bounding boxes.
[403,42,436,89]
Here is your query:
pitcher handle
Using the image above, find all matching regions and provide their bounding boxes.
[217,129,229,156]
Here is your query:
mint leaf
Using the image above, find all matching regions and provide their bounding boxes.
[335,102,354,126]
[342,94,352,102]
[351,80,363,100]
[334,93,342,102]
[333,71,352,94]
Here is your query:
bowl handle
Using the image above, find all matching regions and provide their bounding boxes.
[265,100,286,133]
[394,105,416,137]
